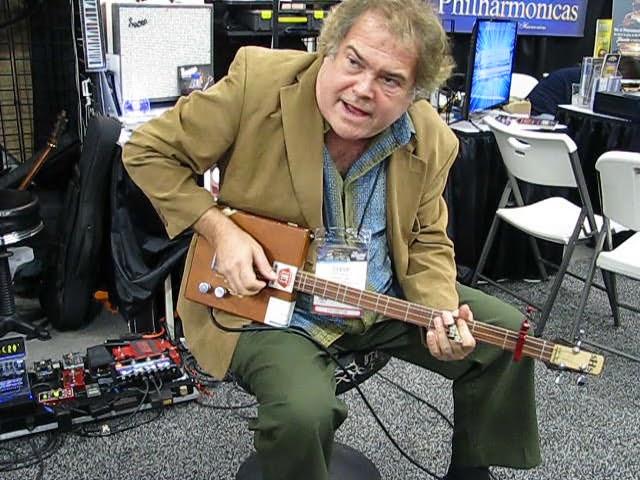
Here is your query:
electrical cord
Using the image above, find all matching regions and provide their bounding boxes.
[0,431,64,476]
[179,345,259,415]
[209,311,445,480]
[73,378,163,437]
[377,372,500,480]
[27,438,44,480]
[375,372,453,428]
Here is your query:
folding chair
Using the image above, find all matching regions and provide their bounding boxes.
[572,151,640,362]
[509,73,538,100]
[471,115,611,336]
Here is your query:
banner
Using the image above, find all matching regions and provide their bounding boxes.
[436,0,589,37]
[611,0,640,55]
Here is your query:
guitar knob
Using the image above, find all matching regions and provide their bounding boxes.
[198,282,212,294]
[213,286,228,298]
[576,375,587,387]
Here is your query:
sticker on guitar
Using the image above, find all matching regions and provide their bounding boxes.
[269,262,298,293]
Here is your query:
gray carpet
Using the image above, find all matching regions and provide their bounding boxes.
[2,254,639,480]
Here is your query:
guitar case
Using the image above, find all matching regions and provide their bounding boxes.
[40,115,121,330]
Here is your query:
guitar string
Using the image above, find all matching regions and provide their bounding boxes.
[295,272,585,365]
[295,272,555,361]
[296,270,550,350]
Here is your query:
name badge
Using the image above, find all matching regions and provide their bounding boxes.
[312,228,369,317]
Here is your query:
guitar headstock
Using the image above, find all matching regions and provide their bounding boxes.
[47,110,68,149]
[549,344,604,376]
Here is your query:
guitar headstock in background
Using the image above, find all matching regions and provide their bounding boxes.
[18,110,68,190]
[47,110,68,149]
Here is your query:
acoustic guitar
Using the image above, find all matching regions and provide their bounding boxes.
[185,210,604,377]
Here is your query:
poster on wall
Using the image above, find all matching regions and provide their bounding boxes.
[435,0,589,36]
[612,0,640,54]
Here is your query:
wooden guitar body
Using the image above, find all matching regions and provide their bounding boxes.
[184,210,311,324]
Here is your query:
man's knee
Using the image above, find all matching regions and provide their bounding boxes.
[457,283,524,332]
[265,389,347,439]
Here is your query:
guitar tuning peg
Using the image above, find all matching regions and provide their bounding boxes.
[555,373,563,385]
[576,375,587,387]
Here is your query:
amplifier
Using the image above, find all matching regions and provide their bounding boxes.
[592,91,640,122]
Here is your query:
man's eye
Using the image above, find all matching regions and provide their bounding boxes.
[347,57,360,68]
[383,77,400,88]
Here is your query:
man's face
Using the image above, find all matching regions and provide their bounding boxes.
[315,12,418,141]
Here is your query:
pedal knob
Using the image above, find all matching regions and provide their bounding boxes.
[198,282,212,294]
[214,286,228,298]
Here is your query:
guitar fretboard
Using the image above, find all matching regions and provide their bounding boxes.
[294,271,554,364]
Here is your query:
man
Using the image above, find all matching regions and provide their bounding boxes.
[527,66,581,116]
[123,1,541,479]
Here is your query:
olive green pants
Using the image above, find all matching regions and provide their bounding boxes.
[230,284,541,480]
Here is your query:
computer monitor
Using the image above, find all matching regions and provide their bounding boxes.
[462,19,518,119]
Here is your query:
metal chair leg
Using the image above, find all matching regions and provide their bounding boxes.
[470,214,501,287]
[526,236,549,281]
[600,270,620,327]
[535,212,586,336]
[571,228,606,339]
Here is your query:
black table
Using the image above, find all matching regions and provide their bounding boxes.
[556,105,640,214]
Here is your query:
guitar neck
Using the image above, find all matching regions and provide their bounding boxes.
[294,271,554,364]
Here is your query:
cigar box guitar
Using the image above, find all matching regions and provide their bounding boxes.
[184,210,604,376]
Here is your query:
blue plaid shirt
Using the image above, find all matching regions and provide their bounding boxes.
[290,113,414,346]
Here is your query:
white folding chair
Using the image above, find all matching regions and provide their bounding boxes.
[471,115,612,336]
[510,73,538,100]
[572,151,640,362]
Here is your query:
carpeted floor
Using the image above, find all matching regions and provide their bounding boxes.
[2,256,638,480]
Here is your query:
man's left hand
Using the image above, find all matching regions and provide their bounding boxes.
[426,304,476,361]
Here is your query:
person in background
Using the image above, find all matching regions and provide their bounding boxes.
[123,1,541,479]
[527,66,581,116]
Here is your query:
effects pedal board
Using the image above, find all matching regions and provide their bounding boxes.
[0,334,198,441]
[0,337,32,411]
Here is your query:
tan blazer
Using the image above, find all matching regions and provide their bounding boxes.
[123,47,460,379]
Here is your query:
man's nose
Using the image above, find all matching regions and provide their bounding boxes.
[352,73,375,98]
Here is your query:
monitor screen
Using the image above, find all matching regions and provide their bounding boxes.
[463,19,518,119]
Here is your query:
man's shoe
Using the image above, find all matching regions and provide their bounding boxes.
[444,466,490,480]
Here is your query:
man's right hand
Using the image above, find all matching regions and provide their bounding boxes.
[194,208,277,296]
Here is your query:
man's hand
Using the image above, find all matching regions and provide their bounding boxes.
[426,304,476,361]
[194,208,277,296]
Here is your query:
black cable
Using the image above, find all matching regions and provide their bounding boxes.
[377,372,500,480]
[73,378,163,437]
[209,311,445,480]
[0,431,63,474]
[0,445,19,465]
[28,438,44,480]
[376,372,453,428]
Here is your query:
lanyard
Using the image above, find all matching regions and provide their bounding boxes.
[354,162,384,237]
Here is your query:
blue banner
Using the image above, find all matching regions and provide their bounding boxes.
[435,0,589,37]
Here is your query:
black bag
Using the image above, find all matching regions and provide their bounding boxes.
[109,150,191,333]
[41,115,121,330]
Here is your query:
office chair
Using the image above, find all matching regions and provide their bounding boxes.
[235,348,389,480]
[509,73,538,100]
[471,116,616,336]
[0,189,49,340]
[571,151,640,362]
